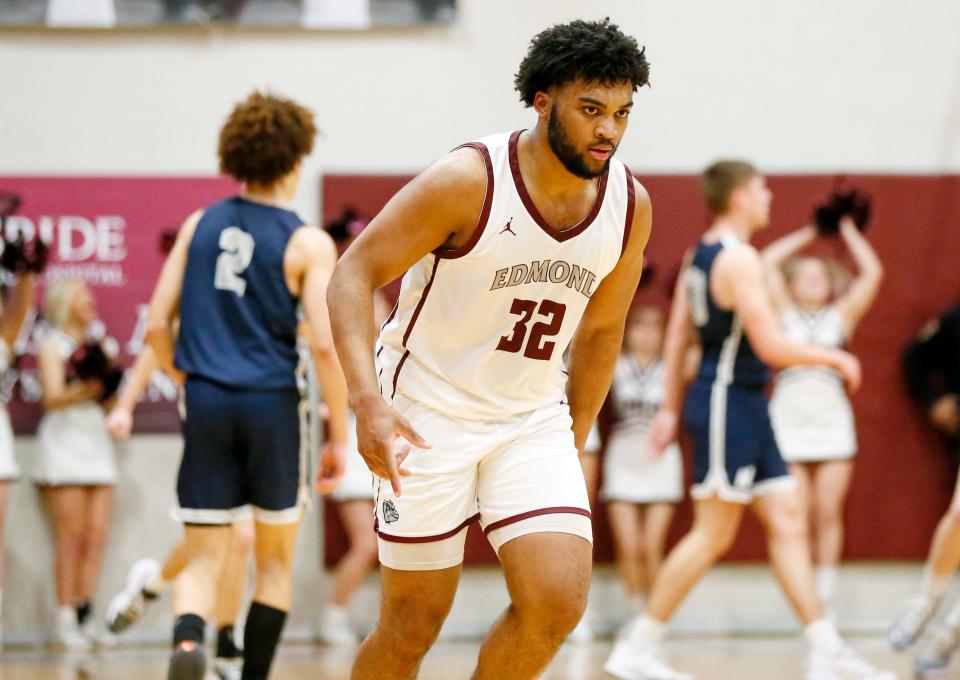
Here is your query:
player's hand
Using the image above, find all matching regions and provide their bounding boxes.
[829,349,862,394]
[354,395,429,497]
[315,441,347,495]
[106,407,133,440]
[930,394,960,436]
[839,215,858,237]
[647,408,678,458]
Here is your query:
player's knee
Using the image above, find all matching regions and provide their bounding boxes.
[815,501,843,529]
[379,597,449,659]
[84,528,109,555]
[514,573,588,640]
[353,533,379,564]
[58,530,85,558]
[616,537,643,563]
[944,506,960,532]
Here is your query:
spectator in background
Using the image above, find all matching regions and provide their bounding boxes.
[31,280,118,650]
[0,269,36,647]
[889,304,960,677]
[602,307,685,620]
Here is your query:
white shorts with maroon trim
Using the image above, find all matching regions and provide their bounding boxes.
[374,394,593,571]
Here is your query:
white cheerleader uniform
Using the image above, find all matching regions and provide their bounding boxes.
[0,342,20,481]
[769,306,857,462]
[331,412,375,502]
[601,357,684,504]
[31,329,117,486]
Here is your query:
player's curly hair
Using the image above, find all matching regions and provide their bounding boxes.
[514,18,650,107]
[218,91,317,186]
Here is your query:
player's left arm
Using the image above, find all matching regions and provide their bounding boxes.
[145,210,202,383]
[566,178,651,452]
[834,216,883,337]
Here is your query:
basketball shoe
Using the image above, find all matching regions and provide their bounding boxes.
[106,558,161,633]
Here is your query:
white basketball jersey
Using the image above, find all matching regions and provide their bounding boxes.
[377,130,635,420]
[609,356,665,437]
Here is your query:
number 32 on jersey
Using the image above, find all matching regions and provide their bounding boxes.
[496,298,566,361]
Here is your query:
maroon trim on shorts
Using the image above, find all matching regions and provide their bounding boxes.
[508,130,609,243]
[621,163,636,259]
[434,142,494,259]
[482,506,592,536]
[377,513,481,543]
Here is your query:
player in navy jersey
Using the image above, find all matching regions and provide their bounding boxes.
[606,161,894,680]
[144,91,348,680]
[329,19,650,680]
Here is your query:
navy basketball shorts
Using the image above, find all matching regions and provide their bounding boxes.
[174,376,307,525]
[684,378,795,504]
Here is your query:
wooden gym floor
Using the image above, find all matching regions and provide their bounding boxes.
[0,636,916,680]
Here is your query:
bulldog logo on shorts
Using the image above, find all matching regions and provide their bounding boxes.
[383,500,400,524]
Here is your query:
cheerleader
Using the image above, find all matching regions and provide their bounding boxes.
[762,217,882,612]
[32,280,118,649]
[602,306,685,614]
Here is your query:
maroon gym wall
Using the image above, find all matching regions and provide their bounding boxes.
[321,172,960,565]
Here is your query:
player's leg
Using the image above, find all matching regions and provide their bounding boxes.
[642,501,676,598]
[890,466,960,649]
[352,565,462,680]
[473,533,591,680]
[212,516,254,680]
[607,501,645,603]
[812,459,854,610]
[751,486,822,624]
[472,406,595,677]
[320,499,377,645]
[352,394,483,678]
[789,461,814,525]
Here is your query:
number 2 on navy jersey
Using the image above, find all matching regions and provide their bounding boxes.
[496,298,566,361]
[214,226,255,297]
[685,266,709,328]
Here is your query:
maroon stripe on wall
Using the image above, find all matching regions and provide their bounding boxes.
[483,506,592,535]
[378,513,481,543]
[434,142,494,259]
[621,164,636,259]
[508,130,609,243]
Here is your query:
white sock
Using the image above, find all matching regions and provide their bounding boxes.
[325,604,349,624]
[626,614,666,647]
[816,566,838,606]
[805,618,844,656]
[144,574,170,597]
[920,566,951,601]
[944,598,960,629]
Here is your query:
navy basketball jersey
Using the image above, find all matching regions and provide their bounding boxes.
[685,236,768,387]
[175,196,305,389]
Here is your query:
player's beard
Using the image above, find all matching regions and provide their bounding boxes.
[547,109,612,180]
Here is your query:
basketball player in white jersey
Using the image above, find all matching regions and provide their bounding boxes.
[606,161,894,680]
[762,218,883,614]
[327,19,651,680]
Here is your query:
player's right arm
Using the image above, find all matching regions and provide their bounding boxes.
[648,253,696,455]
[716,245,861,390]
[105,345,159,440]
[326,147,487,495]
[145,210,202,384]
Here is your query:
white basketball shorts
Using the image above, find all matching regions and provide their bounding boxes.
[373,394,593,571]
